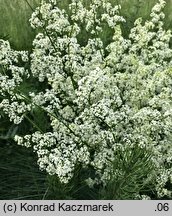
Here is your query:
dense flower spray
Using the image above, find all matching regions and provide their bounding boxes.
[0,0,172,198]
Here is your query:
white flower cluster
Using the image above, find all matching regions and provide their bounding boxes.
[0,40,29,94]
[0,40,30,123]
[1,0,172,198]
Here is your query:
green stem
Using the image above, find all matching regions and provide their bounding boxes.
[23,113,44,133]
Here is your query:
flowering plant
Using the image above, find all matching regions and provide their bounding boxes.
[0,0,172,198]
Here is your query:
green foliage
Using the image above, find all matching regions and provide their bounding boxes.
[99,145,156,199]
[0,141,47,199]
[44,168,96,199]
[0,0,39,50]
